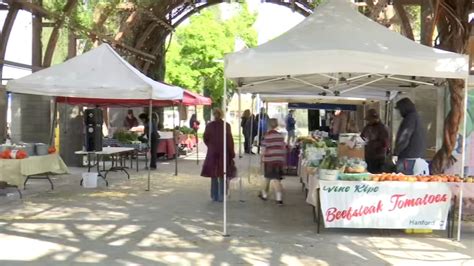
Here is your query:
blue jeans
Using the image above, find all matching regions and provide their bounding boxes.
[210,177,224,202]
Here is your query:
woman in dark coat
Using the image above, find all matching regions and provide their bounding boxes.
[361,109,390,173]
[201,108,236,202]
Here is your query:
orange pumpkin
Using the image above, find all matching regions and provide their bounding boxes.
[48,147,56,154]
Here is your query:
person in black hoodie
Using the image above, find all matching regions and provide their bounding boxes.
[394,98,426,174]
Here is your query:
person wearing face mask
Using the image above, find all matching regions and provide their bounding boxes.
[393,98,428,175]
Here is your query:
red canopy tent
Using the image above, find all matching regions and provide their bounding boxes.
[56,90,212,107]
[57,89,211,175]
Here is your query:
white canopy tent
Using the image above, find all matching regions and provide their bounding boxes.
[7,43,184,191]
[223,0,469,239]
[7,44,183,100]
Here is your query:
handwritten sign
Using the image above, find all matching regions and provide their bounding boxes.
[319,181,452,229]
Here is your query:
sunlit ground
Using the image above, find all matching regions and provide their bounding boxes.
[0,147,473,265]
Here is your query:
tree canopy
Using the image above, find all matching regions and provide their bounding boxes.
[165,4,258,107]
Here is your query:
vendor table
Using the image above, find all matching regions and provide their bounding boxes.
[302,169,470,237]
[178,135,197,150]
[75,147,134,186]
[157,138,176,159]
[0,154,68,192]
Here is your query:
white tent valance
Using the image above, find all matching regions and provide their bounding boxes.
[7,44,183,100]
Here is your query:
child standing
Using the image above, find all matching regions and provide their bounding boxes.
[258,118,287,205]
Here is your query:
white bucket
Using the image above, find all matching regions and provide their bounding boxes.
[319,169,339,181]
[82,172,98,188]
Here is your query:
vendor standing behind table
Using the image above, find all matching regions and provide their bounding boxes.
[330,110,348,140]
[394,98,427,175]
[123,109,139,130]
[189,114,200,132]
[139,113,159,170]
[286,110,296,145]
[361,109,390,174]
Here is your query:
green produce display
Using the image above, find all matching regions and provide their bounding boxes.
[113,130,139,144]
[319,151,345,171]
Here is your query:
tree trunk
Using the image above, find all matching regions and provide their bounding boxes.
[0,5,19,142]
[365,0,389,21]
[393,2,415,40]
[431,79,465,173]
[420,0,434,46]
[43,0,78,67]
[431,0,471,174]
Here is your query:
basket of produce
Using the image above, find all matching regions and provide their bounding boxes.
[339,172,371,181]
[318,152,343,180]
[319,169,339,180]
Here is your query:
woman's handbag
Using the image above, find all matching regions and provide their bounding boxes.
[228,159,237,179]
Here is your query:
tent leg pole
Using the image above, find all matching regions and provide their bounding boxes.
[238,91,242,158]
[195,105,199,165]
[174,105,178,176]
[238,91,244,202]
[248,96,255,184]
[147,100,152,191]
[49,97,57,147]
[457,78,468,241]
[223,77,229,236]
[256,98,261,154]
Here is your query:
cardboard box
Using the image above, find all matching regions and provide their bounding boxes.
[338,143,364,159]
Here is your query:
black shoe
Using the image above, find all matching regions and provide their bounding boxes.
[258,194,267,201]
[276,200,284,206]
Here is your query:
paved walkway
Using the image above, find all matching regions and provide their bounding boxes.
[0,146,472,265]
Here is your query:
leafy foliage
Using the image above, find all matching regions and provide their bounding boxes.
[165,3,258,108]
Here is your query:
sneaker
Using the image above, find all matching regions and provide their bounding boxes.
[258,194,267,201]
[276,200,284,206]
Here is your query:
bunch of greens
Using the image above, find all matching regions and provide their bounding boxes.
[319,152,345,170]
[179,126,194,135]
[113,130,139,144]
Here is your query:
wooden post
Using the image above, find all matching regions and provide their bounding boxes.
[0,4,19,142]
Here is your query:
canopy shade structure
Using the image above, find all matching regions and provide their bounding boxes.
[183,90,212,106]
[259,93,386,105]
[289,102,357,111]
[225,0,468,96]
[56,90,212,107]
[7,43,183,101]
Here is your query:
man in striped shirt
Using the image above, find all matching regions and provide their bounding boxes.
[259,118,287,205]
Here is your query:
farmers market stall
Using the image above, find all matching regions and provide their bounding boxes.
[297,133,473,237]
[6,43,184,191]
[223,0,469,239]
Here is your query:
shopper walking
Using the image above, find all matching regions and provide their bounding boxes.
[258,118,287,205]
[361,109,390,173]
[139,113,159,169]
[241,109,257,154]
[286,110,296,144]
[201,108,236,202]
